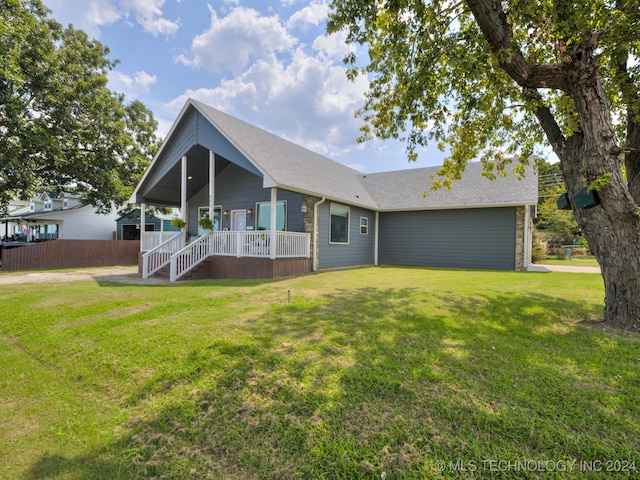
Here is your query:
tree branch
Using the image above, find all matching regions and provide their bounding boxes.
[464,0,568,90]
[524,88,566,157]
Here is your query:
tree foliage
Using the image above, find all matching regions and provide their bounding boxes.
[0,0,160,214]
[327,0,638,185]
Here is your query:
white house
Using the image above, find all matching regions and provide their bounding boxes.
[2,192,118,241]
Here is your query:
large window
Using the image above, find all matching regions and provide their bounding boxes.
[330,203,349,244]
[198,206,222,235]
[256,201,287,231]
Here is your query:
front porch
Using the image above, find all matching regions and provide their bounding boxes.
[140,230,311,281]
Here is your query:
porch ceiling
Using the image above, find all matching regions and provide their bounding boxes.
[140,144,231,207]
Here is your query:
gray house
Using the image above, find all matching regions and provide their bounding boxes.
[131,99,537,281]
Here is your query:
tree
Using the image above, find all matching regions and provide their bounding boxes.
[328,0,640,331]
[535,159,584,246]
[0,0,160,215]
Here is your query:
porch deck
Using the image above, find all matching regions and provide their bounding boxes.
[141,230,311,281]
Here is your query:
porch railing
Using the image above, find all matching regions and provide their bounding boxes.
[142,231,310,282]
[275,231,310,258]
[170,232,213,282]
[141,231,186,279]
[141,231,181,251]
[208,231,310,259]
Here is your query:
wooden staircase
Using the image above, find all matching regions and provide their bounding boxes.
[151,264,171,279]
[150,258,211,281]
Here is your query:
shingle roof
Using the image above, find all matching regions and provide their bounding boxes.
[359,161,539,210]
[193,100,379,209]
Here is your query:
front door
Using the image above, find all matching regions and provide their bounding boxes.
[231,210,246,231]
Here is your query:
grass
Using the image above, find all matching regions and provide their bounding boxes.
[1,266,639,479]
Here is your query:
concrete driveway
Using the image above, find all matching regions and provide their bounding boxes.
[528,264,601,274]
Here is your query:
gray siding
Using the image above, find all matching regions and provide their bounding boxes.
[142,110,197,196]
[189,164,305,235]
[196,112,262,177]
[378,207,516,270]
[318,202,376,269]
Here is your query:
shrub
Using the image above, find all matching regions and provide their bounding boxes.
[531,232,546,264]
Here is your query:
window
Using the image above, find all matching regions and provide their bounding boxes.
[198,206,222,234]
[63,198,69,209]
[256,201,287,231]
[360,216,369,235]
[330,203,349,244]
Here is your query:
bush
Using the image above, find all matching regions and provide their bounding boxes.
[531,232,546,264]
[555,249,568,260]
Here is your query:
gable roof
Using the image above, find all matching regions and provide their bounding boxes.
[134,98,538,211]
[191,100,379,209]
[361,162,538,211]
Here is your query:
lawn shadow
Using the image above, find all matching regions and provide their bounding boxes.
[25,284,639,479]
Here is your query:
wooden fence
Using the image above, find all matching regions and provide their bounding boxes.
[1,240,140,271]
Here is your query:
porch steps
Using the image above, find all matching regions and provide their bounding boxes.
[151,265,171,279]
[150,259,211,281]
[178,259,211,281]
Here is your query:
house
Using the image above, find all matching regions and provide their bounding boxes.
[1,191,118,242]
[115,208,181,240]
[131,98,538,281]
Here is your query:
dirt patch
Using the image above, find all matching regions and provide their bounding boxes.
[0,266,167,285]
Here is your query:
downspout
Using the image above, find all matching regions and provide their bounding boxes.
[312,196,326,271]
[374,210,379,266]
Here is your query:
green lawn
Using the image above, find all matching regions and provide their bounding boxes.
[1,267,638,479]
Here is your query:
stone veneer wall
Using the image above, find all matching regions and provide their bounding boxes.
[303,194,322,270]
[515,205,526,271]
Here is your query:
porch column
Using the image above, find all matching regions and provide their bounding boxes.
[270,187,277,259]
[181,155,188,226]
[209,151,215,253]
[140,202,146,245]
[209,151,215,224]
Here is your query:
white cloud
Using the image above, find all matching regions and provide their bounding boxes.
[166,43,369,158]
[120,0,180,37]
[287,2,328,29]
[175,6,297,74]
[43,0,179,38]
[168,3,369,157]
[108,70,157,97]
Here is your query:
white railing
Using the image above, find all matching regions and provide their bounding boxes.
[170,232,213,282]
[276,231,310,258]
[141,231,181,251]
[208,231,310,258]
[154,231,310,282]
[141,231,186,279]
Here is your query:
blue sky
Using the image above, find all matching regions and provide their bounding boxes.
[42,0,450,173]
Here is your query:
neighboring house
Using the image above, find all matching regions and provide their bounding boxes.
[115,208,181,240]
[1,191,118,241]
[132,98,538,281]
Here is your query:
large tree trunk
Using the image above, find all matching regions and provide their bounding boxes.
[559,136,640,331]
[558,33,640,331]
